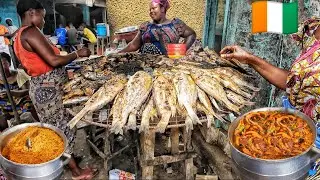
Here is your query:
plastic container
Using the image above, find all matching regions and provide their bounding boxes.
[96,23,107,37]
[167,44,186,59]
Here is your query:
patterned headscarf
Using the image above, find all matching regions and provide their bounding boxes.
[151,0,170,12]
[292,17,320,51]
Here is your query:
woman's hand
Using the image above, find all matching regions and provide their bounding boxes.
[77,48,91,57]
[220,45,252,64]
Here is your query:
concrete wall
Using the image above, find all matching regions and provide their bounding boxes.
[0,0,19,27]
[225,0,320,108]
[106,0,205,38]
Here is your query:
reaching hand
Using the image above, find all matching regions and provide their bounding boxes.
[220,45,252,64]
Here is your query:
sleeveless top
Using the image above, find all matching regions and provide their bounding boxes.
[139,18,186,55]
[14,26,60,77]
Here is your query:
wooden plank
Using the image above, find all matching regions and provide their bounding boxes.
[141,153,197,167]
[103,132,112,179]
[87,139,106,159]
[221,0,231,48]
[185,158,194,180]
[171,128,180,154]
[140,129,155,180]
[196,174,218,180]
[202,0,219,49]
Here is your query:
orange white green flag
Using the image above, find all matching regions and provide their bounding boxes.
[252,1,298,34]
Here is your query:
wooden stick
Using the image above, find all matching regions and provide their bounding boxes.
[140,129,155,180]
[87,139,106,159]
[171,128,180,154]
[141,153,197,167]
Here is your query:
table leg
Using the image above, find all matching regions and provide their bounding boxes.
[140,130,155,180]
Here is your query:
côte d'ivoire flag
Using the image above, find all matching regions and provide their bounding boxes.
[252,1,298,34]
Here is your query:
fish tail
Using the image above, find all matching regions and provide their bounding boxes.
[185,116,194,133]
[127,113,137,130]
[243,101,255,106]
[245,83,260,92]
[207,115,214,128]
[156,113,171,133]
[68,109,88,129]
[185,105,201,125]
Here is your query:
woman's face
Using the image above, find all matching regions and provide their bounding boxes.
[149,3,165,22]
[31,9,46,30]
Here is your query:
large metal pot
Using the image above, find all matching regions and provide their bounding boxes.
[0,123,71,180]
[228,107,320,180]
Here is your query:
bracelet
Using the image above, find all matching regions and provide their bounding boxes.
[74,51,79,59]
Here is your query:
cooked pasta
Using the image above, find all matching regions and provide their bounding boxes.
[1,127,64,164]
[233,111,314,159]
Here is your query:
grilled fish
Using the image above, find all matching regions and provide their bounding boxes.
[191,72,240,114]
[196,86,226,125]
[68,74,127,128]
[63,89,84,100]
[110,89,126,134]
[173,72,201,125]
[63,96,90,106]
[153,75,175,133]
[140,96,157,133]
[213,67,260,92]
[120,71,153,132]
[226,90,255,107]
[64,77,81,93]
[196,102,214,128]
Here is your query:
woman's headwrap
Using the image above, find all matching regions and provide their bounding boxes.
[151,0,170,12]
[292,17,320,50]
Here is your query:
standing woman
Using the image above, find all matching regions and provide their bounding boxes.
[14,0,95,179]
[119,0,196,55]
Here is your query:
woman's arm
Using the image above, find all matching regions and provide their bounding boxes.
[23,27,90,67]
[119,32,142,53]
[181,25,196,50]
[220,45,289,90]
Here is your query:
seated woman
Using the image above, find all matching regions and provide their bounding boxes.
[119,0,196,55]
[0,52,36,131]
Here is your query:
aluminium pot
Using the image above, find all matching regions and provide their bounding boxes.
[228,107,320,180]
[0,123,71,180]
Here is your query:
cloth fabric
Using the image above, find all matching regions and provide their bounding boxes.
[7,25,18,35]
[0,168,6,180]
[67,28,78,45]
[151,0,170,11]
[139,18,186,55]
[28,67,76,154]
[0,37,10,55]
[14,26,59,77]
[55,27,67,46]
[0,75,32,120]
[287,17,320,122]
[16,68,31,88]
[0,25,9,45]
[83,27,97,43]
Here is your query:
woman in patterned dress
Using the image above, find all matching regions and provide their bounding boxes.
[220,17,320,122]
[13,0,95,179]
[119,0,196,55]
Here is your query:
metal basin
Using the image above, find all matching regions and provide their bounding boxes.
[0,123,71,180]
[228,107,320,180]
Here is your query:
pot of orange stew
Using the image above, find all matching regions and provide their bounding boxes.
[228,107,320,180]
[0,123,71,180]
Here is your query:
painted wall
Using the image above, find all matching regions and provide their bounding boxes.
[0,0,19,27]
[225,0,320,108]
[106,0,205,38]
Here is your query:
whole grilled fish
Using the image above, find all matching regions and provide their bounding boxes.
[63,96,90,106]
[212,67,260,92]
[110,89,126,134]
[196,87,226,125]
[120,71,153,131]
[63,77,81,93]
[68,74,127,129]
[153,75,175,133]
[173,72,201,125]
[140,96,157,133]
[63,89,84,100]
[191,72,240,114]
[226,90,255,107]
[196,102,214,128]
